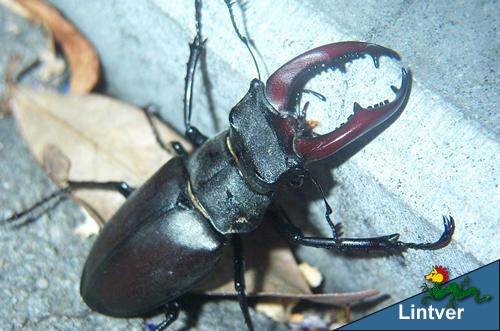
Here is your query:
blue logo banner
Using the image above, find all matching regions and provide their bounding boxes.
[339,260,499,330]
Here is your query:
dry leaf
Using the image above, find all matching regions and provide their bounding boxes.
[255,300,296,323]
[194,222,378,305]
[8,88,378,321]
[42,144,70,185]
[73,211,100,237]
[17,0,99,93]
[37,50,66,82]
[194,222,312,296]
[299,262,323,289]
[1,56,21,116]
[0,0,35,21]
[9,87,187,220]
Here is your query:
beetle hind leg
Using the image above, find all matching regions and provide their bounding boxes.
[2,180,135,225]
[151,301,180,331]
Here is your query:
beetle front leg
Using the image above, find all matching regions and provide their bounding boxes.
[270,209,455,254]
[272,214,403,253]
[183,0,208,148]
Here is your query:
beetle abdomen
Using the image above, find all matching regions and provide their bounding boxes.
[80,158,223,317]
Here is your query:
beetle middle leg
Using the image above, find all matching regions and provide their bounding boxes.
[141,104,190,157]
[4,180,135,224]
[232,234,254,331]
[138,6,209,157]
[140,0,209,151]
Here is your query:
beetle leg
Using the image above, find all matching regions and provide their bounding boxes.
[170,141,189,158]
[270,208,455,254]
[141,104,198,157]
[265,42,411,161]
[142,104,177,154]
[394,216,456,251]
[185,126,208,147]
[183,0,209,148]
[145,11,211,151]
[151,301,180,331]
[2,180,135,224]
[143,3,209,151]
[232,234,255,331]
[66,180,136,198]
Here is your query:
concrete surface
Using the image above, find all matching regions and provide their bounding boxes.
[1,0,498,330]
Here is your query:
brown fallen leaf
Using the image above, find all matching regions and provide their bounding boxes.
[299,262,323,289]
[194,221,378,305]
[9,87,187,221]
[1,56,21,117]
[195,222,311,296]
[8,87,378,323]
[17,0,99,93]
[42,144,70,185]
[37,50,66,83]
[0,0,35,21]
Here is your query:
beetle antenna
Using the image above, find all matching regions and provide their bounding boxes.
[234,1,269,77]
[224,0,261,81]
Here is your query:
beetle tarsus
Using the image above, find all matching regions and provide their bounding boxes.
[395,215,456,251]
[152,301,180,331]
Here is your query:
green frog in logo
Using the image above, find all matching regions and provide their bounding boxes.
[420,265,491,308]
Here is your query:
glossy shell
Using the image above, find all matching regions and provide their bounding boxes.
[80,157,223,317]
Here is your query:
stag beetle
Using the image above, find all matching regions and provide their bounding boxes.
[4,1,455,330]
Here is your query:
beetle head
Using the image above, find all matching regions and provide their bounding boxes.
[265,42,411,162]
